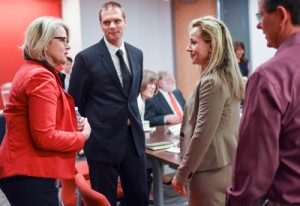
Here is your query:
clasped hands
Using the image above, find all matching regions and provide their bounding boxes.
[171,176,186,196]
[77,116,91,141]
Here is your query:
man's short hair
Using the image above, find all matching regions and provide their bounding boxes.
[263,0,300,25]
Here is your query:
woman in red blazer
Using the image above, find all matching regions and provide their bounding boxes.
[0,16,91,206]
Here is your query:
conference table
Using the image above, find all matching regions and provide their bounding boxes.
[145,125,182,206]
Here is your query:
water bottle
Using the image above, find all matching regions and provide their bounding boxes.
[74,107,81,123]
[75,107,85,156]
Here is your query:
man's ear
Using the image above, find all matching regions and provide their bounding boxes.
[157,80,163,89]
[277,6,289,27]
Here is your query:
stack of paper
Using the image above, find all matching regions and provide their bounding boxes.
[146,141,174,151]
[166,147,180,153]
[167,124,181,135]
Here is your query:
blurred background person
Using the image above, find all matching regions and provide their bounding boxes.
[233,41,249,108]
[144,70,186,185]
[0,16,91,206]
[137,69,158,121]
[172,16,244,206]
[61,56,73,92]
[233,40,250,78]
[144,71,185,127]
[137,69,158,204]
[63,57,84,158]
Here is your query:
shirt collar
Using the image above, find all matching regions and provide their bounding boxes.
[104,37,126,55]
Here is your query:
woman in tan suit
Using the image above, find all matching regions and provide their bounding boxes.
[172,16,244,206]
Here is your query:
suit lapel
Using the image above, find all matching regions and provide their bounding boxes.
[157,92,173,113]
[125,44,137,98]
[99,39,126,97]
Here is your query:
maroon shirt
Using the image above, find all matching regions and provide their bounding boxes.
[227,32,300,205]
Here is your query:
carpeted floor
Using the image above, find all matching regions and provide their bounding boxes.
[0,184,187,206]
[0,178,269,206]
[0,155,188,206]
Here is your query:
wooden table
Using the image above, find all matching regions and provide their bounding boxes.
[145,125,181,206]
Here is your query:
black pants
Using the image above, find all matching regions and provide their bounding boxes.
[147,168,153,197]
[87,127,148,206]
[0,175,59,206]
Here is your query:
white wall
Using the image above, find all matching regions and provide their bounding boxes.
[63,0,272,76]
[62,0,82,61]
[63,0,174,75]
[248,0,276,72]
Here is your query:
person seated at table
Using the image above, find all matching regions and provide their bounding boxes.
[137,69,159,203]
[137,70,159,121]
[144,71,185,127]
[233,40,250,78]
[144,71,185,185]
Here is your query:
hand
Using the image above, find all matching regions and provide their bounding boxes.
[77,116,85,131]
[171,176,186,196]
[165,114,181,124]
[81,118,91,141]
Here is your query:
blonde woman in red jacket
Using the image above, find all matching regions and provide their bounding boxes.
[0,16,91,206]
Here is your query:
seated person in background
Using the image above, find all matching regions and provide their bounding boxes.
[63,57,85,157]
[137,69,159,203]
[233,41,249,108]
[137,70,159,121]
[144,71,185,127]
[61,56,73,92]
[233,40,250,78]
[63,56,84,158]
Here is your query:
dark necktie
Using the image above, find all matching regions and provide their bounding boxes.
[116,49,131,95]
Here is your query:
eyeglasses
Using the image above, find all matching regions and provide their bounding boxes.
[53,37,69,46]
[256,11,265,22]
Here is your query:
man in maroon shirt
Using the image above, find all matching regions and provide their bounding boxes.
[227,0,300,205]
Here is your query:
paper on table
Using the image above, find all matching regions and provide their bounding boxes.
[166,147,180,153]
[144,126,156,132]
[146,141,173,151]
[167,124,181,135]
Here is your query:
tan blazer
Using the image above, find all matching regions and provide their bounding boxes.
[176,74,240,185]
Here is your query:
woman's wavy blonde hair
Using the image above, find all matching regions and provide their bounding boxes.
[189,16,244,100]
[21,16,69,61]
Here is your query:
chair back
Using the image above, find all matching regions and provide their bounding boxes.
[60,178,77,206]
[75,173,111,206]
[75,160,124,199]
[59,161,90,206]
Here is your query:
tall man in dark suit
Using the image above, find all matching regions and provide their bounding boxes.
[145,71,186,126]
[68,2,148,206]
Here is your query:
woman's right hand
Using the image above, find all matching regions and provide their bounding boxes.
[171,176,186,196]
[81,118,91,141]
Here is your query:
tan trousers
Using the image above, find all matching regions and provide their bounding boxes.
[188,164,231,206]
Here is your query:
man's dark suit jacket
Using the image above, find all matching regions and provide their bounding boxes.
[144,89,185,126]
[68,38,145,163]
